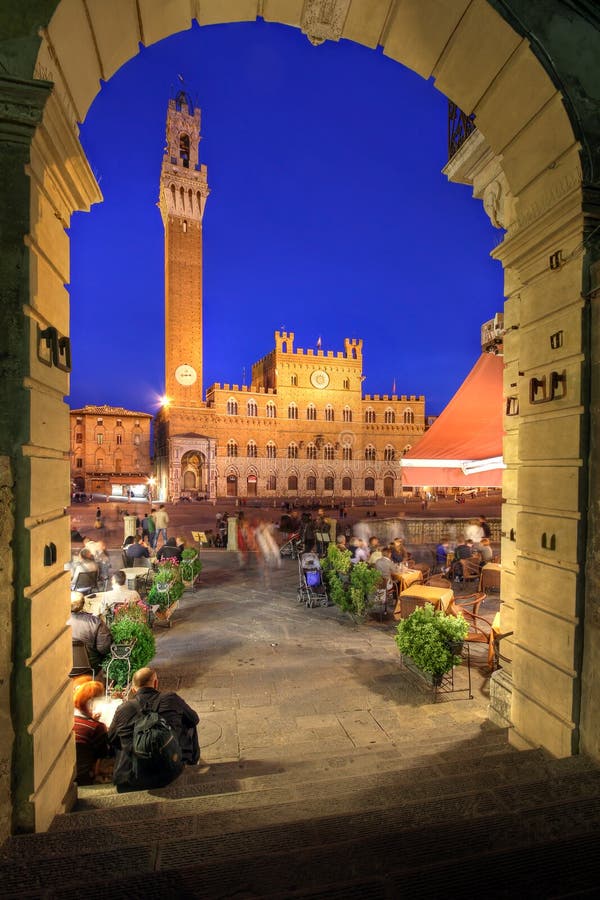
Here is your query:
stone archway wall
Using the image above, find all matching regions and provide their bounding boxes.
[0,0,598,839]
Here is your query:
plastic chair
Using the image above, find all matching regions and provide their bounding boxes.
[70,640,94,678]
[72,569,98,596]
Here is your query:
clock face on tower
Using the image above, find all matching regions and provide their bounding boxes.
[175,364,198,386]
[310,369,330,389]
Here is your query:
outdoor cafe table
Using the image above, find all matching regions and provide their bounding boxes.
[393,583,455,620]
[395,569,423,592]
[480,562,501,592]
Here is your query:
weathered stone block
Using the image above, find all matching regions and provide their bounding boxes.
[516,510,579,566]
[474,41,556,153]
[85,0,140,81]
[517,464,580,513]
[383,0,470,79]
[28,574,70,662]
[30,458,71,516]
[511,686,575,758]
[515,600,577,672]
[519,415,582,462]
[433,0,521,115]
[518,556,578,618]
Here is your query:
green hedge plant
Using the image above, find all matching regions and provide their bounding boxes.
[102,614,156,690]
[395,603,469,677]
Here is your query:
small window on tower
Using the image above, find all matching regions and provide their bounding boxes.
[183,221,187,233]
[179,133,190,168]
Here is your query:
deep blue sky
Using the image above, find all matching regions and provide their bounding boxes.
[69,19,503,417]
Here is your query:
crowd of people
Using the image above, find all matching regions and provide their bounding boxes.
[435,517,495,579]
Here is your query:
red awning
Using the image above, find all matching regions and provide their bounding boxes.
[401,352,504,487]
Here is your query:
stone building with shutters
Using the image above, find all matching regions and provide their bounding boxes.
[70,405,152,499]
[154,94,425,502]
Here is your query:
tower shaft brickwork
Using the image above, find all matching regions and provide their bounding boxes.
[159,92,209,406]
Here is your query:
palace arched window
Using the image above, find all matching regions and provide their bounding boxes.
[247,399,257,417]
[306,443,317,460]
[227,440,238,458]
[365,407,375,424]
[343,406,352,423]
[384,408,395,424]
[342,476,352,491]
[266,401,276,418]
[325,405,334,422]
[402,444,412,456]
[266,442,277,459]
[288,443,298,459]
[384,445,395,462]
[291,374,298,386]
[306,404,316,421]
[227,398,238,416]
[324,476,334,491]
[267,475,277,491]
[343,378,350,390]
[324,444,335,461]
[247,441,257,458]
[365,476,375,492]
[343,446,352,461]
[403,408,414,424]
[288,403,298,420]
[288,475,298,491]
[306,475,317,491]
[365,445,376,461]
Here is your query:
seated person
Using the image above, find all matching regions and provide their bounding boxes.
[374,546,402,581]
[350,538,369,563]
[70,548,98,590]
[452,539,475,579]
[367,536,382,564]
[479,538,494,565]
[108,666,200,792]
[73,680,113,785]
[68,592,113,670]
[122,534,135,549]
[390,538,408,565]
[155,536,183,562]
[100,571,143,613]
[125,535,150,561]
[435,539,450,571]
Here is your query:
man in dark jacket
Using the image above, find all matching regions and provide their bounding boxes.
[68,592,112,669]
[107,667,200,792]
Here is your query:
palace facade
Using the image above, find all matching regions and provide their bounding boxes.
[70,405,152,498]
[154,93,425,502]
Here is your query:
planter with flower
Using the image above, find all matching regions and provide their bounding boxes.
[102,608,156,694]
[395,603,469,686]
[147,558,184,626]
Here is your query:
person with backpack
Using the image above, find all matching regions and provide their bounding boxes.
[107,667,200,792]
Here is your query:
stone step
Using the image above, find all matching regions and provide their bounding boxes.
[51,729,520,824]
[2,774,600,898]
[68,723,515,806]
[6,751,598,870]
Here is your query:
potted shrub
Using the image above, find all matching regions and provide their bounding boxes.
[395,603,469,684]
[101,612,156,693]
[322,546,381,621]
[180,547,202,586]
[147,559,184,611]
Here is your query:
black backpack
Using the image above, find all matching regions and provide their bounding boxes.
[131,696,184,783]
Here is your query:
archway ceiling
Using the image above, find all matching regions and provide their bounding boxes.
[38,0,577,204]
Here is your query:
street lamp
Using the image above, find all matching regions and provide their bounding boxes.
[147,475,156,503]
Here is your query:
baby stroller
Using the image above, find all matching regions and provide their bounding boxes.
[297,552,329,608]
[280,530,303,559]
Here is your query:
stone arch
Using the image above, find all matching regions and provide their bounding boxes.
[1,0,598,841]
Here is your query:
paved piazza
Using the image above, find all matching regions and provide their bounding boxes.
[146,548,494,767]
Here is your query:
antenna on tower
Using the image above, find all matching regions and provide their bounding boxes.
[242,366,246,387]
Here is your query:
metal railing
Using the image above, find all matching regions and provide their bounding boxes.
[448,101,476,159]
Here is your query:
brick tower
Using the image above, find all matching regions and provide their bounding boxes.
[159,91,210,406]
